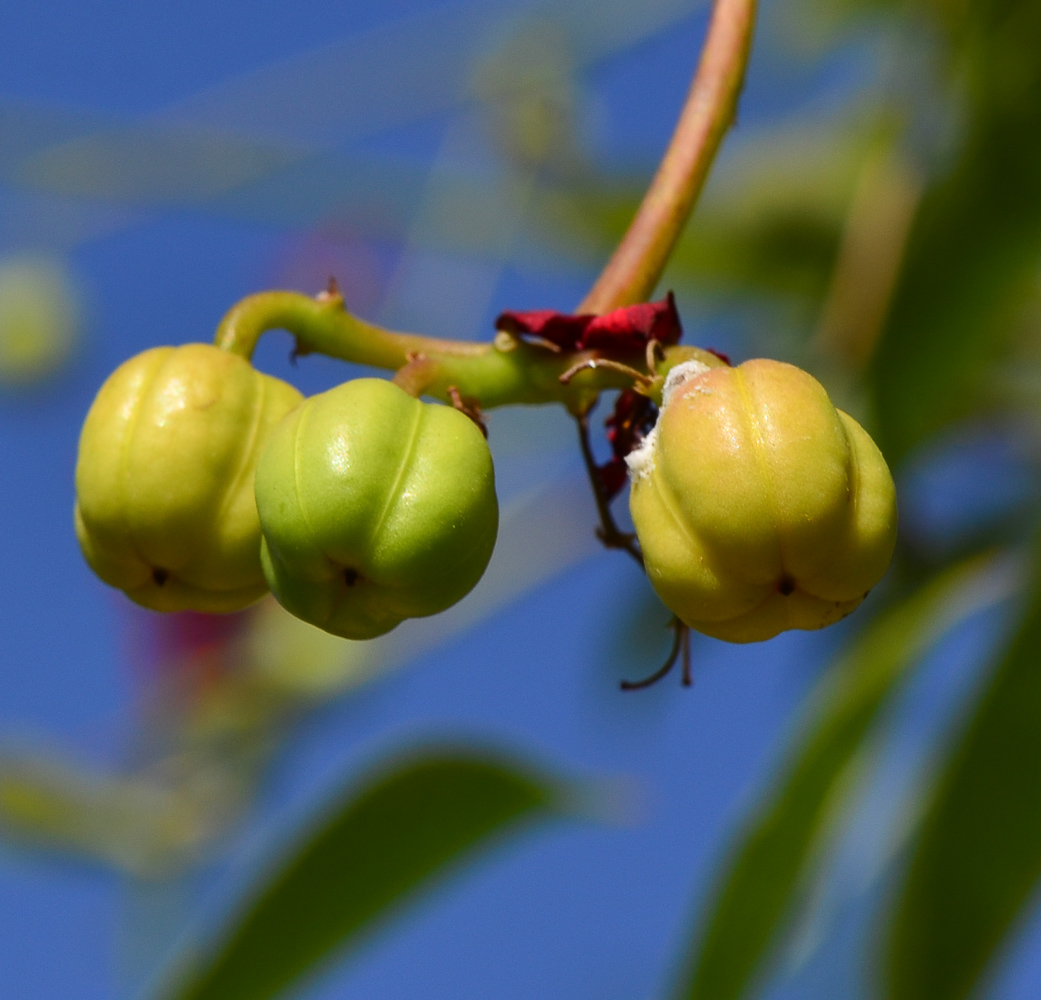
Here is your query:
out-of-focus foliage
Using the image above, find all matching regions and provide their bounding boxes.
[886,543,1041,1000]
[869,0,1041,463]
[656,0,1041,994]
[0,748,214,877]
[531,118,873,303]
[0,255,80,385]
[675,554,1014,1000]
[157,750,565,1000]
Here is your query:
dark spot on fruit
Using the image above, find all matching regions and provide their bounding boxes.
[778,574,796,596]
[344,567,360,587]
[153,568,168,586]
[862,589,871,599]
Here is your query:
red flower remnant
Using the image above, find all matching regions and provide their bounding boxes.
[153,610,251,664]
[125,606,256,709]
[496,292,682,354]
[132,608,251,685]
[599,389,659,500]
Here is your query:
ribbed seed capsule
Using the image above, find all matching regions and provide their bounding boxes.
[255,378,499,640]
[628,358,897,643]
[75,343,303,612]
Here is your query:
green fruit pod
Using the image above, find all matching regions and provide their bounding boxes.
[255,378,499,640]
[75,343,303,612]
[629,358,897,643]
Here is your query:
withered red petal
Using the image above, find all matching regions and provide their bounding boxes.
[495,309,595,351]
[495,293,682,355]
[581,292,682,351]
[599,458,629,500]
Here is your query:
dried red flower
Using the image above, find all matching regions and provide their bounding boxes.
[599,389,659,501]
[495,292,682,354]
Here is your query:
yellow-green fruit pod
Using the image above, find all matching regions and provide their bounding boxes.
[254,378,499,640]
[75,344,303,613]
[629,358,897,643]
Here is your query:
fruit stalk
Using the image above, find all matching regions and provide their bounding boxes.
[212,0,758,412]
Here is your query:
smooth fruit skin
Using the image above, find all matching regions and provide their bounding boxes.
[255,378,499,640]
[629,359,897,643]
[75,344,303,612]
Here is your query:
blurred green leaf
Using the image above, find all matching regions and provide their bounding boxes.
[885,547,1041,999]
[674,555,1007,1000]
[0,748,216,877]
[870,0,1041,463]
[533,118,872,304]
[0,254,80,385]
[158,749,565,1000]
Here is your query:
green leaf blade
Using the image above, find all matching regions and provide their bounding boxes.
[159,748,563,1000]
[886,559,1041,1000]
[675,557,1002,1000]
[870,0,1041,464]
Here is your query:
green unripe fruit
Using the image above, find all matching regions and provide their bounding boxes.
[75,343,303,612]
[629,358,897,643]
[254,378,499,640]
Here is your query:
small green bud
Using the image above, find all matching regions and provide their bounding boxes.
[75,344,303,612]
[629,358,897,643]
[255,378,499,640]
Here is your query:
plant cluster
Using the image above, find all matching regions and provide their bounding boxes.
[19,0,1041,995]
[73,279,896,668]
[71,0,897,681]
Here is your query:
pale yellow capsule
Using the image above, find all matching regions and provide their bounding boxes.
[629,358,897,642]
[75,344,303,612]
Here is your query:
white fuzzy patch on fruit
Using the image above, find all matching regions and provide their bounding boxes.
[625,425,658,482]
[625,360,710,483]
[661,360,710,408]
